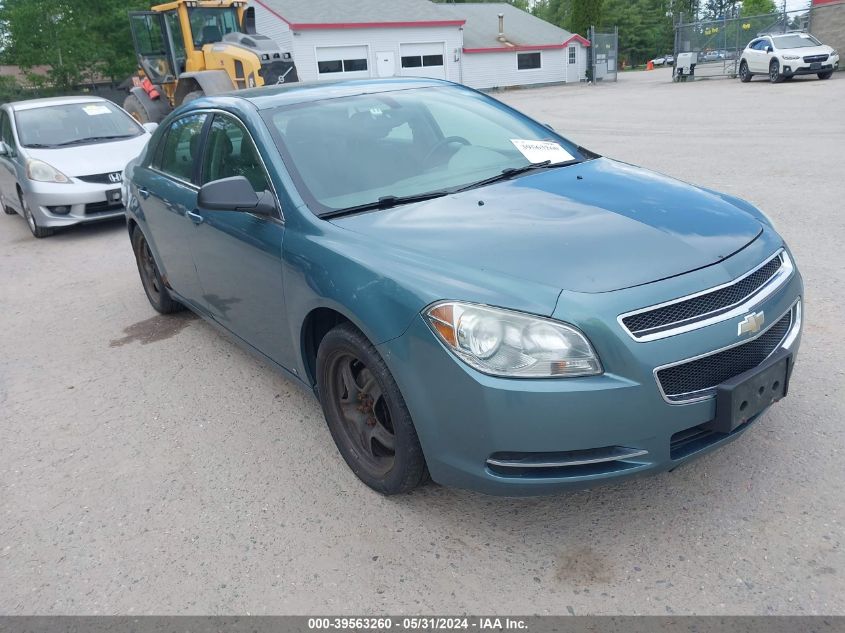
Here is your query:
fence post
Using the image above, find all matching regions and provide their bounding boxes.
[614,26,619,81]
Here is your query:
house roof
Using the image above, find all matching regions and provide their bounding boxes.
[252,0,465,30]
[439,3,589,52]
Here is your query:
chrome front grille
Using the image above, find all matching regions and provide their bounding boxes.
[803,54,829,63]
[655,306,795,403]
[619,251,791,341]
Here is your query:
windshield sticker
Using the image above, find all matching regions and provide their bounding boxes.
[82,105,111,116]
[510,139,575,164]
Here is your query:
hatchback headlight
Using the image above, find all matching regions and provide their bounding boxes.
[425,301,602,378]
[26,159,71,184]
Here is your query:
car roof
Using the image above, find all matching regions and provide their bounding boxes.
[233,77,456,110]
[6,95,109,112]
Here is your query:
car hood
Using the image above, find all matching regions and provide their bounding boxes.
[781,44,833,57]
[24,135,150,178]
[330,158,763,294]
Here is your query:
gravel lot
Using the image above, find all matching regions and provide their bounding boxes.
[1,69,843,615]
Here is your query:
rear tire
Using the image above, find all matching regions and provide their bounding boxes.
[19,192,52,238]
[316,323,428,495]
[131,226,184,314]
[739,61,752,82]
[818,71,833,80]
[769,59,783,83]
[124,94,151,124]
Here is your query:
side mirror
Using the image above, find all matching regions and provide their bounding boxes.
[766,46,773,54]
[142,122,159,134]
[198,176,276,216]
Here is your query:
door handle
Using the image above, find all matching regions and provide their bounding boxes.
[186,209,204,224]
[138,187,150,199]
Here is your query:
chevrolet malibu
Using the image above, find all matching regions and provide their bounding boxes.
[124,79,803,496]
[0,96,152,238]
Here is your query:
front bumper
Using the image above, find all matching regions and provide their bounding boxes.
[782,58,838,76]
[378,248,803,496]
[23,180,125,228]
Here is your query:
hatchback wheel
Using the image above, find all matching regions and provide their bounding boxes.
[131,227,183,314]
[769,60,783,83]
[19,192,52,238]
[739,61,752,82]
[316,323,428,495]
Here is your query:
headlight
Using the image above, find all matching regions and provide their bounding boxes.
[782,54,800,60]
[425,301,602,378]
[830,49,838,57]
[26,159,71,183]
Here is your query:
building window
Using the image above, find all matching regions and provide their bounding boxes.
[569,46,576,64]
[401,54,444,68]
[517,52,541,70]
[422,54,444,67]
[343,58,368,72]
[317,59,342,74]
[318,58,368,74]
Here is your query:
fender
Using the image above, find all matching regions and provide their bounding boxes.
[174,70,236,105]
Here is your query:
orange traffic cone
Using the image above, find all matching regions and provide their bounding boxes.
[646,60,654,71]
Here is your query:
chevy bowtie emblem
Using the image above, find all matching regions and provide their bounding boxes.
[738,311,765,336]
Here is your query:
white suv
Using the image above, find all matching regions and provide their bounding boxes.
[739,32,839,83]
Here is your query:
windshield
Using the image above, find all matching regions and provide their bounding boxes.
[773,34,821,49]
[262,86,585,215]
[14,101,143,148]
[189,7,240,47]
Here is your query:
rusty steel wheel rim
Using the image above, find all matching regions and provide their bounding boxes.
[329,352,396,476]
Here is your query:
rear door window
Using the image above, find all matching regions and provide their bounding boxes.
[157,113,208,183]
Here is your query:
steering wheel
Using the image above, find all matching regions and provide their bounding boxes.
[423,135,470,166]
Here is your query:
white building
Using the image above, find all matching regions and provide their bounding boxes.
[250,0,589,90]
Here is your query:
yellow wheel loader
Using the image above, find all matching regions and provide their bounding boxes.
[124,0,298,123]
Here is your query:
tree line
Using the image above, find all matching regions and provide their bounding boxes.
[0,0,148,92]
[531,0,778,67]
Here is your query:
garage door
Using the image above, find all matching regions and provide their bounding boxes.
[315,45,370,80]
[399,42,446,79]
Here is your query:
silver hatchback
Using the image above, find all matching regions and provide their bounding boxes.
[0,96,153,238]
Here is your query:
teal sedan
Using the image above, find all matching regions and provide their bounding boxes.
[124,78,803,496]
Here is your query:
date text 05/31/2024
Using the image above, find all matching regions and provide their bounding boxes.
[307,617,528,630]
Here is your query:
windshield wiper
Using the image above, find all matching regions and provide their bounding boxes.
[23,143,58,149]
[53,135,136,147]
[454,159,578,193]
[322,190,450,219]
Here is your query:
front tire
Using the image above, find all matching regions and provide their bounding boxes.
[181,90,204,105]
[19,192,52,238]
[131,227,183,314]
[769,59,783,83]
[818,71,833,80]
[739,61,752,82]
[316,323,428,495]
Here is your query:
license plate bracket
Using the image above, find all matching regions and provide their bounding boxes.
[810,62,821,70]
[706,348,792,434]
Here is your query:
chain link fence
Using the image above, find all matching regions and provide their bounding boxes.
[673,7,815,80]
[589,26,619,83]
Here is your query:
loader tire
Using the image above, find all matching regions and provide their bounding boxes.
[124,94,151,124]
